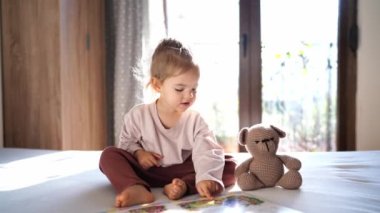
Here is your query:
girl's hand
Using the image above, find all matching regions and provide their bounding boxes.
[134,149,163,170]
[196,180,222,199]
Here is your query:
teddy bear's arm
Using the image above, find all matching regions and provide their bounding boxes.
[235,158,253,176]
[278,155,301,170]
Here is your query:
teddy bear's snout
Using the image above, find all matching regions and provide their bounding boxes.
[263,141,270,151]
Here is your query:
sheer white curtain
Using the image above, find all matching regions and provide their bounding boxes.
[105,0,166,145]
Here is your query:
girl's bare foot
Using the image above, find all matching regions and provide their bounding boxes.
[115,184,154,208]
[163,178,187,200]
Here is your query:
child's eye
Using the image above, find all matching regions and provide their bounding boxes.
[175,88,184,92]
[192,89,197,94]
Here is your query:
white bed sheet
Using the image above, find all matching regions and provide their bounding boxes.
[0,148,379,213]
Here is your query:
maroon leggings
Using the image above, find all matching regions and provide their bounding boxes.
[99,146,236,195]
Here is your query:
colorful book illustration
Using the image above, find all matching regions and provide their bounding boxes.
[105,192,301,213]
[127,204,166,213]
[177,193,263,211]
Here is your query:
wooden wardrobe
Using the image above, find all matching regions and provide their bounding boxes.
[1,0,107,150]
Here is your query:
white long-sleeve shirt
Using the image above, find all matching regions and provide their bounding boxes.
[118,101,225,186]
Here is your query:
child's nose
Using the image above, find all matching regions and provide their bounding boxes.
[186,91,195,99]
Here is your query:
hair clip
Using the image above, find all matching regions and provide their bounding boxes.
[168,46,183,54]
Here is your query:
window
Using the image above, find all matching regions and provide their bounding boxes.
[260,0,339,151]
[240,0,357,151]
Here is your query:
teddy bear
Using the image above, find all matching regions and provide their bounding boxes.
[235,123,302,190]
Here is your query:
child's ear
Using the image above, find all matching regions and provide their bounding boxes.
[151,77,162,92]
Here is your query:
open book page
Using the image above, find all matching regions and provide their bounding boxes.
[105,191,301,213]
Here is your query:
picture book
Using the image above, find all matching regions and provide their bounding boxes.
[105,191,301,213]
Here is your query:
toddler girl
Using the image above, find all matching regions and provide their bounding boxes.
[99,38,236,208]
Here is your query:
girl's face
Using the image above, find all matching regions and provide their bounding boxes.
[155,70,199,114]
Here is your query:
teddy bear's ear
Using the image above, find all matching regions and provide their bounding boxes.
[270,125,286,138]
[238,128,249,146]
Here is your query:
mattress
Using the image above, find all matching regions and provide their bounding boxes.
[1,148,379,213]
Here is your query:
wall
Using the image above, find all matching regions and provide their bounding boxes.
[357,0,380,150]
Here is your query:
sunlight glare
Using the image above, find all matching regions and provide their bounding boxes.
[0,151,100,191]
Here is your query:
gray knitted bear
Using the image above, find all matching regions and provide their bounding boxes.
[235,124,302,190]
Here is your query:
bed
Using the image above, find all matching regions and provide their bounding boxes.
[1,148,379,213]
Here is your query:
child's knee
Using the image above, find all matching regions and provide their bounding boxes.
[222,156,237,187]
[99,146,120,168]
[224,156,237,171]
[100,146,119,158]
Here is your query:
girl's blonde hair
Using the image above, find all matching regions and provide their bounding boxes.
[148,38,199,87]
